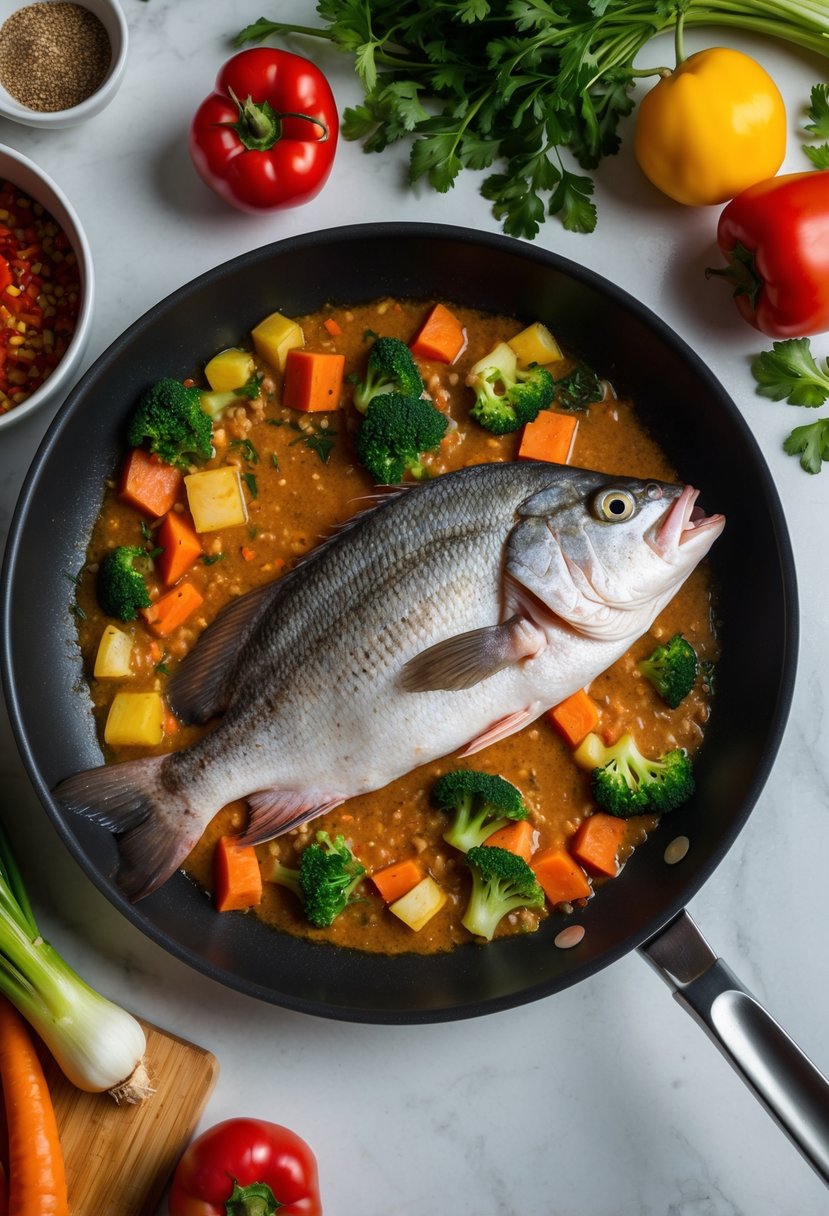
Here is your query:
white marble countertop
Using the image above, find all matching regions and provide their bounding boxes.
[1,3,828,1213]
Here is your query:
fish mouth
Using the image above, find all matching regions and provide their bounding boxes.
[650,485,725,555]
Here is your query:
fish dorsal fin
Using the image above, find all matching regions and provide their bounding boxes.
[167,580,282,724]
[400,615,546,692]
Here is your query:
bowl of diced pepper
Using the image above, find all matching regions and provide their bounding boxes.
[0,144,94,429]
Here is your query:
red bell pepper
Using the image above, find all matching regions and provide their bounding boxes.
[190,48,338,214]
[709,170,829,339]
[168,1117,321,1216]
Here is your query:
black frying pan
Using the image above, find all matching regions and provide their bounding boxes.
[2,224,827,1176]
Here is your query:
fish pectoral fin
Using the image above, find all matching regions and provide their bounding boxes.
[241,790,344,846]
[400,615,546,693]
[459,707,535,757]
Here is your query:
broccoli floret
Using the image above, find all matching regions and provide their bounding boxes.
[638,633,699,708]
[270,830,365,928]
[353,336,425,412]
[461,845,545,941]
[127,378,214,470]
[577,732,694,818]
[199,373,263,421]
[354,392,448,484]
[467,341,554,435]
[431,769,528,853]
[552,365,604,412]
[97,546,152,622]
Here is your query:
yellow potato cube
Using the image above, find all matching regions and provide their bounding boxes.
[508,322,564,367]
[204,348,255,393]
[93,625,134,679]
[104,692,164,747]
[185,467,248,533]
[389,875,447,932]
[251,312,304,372]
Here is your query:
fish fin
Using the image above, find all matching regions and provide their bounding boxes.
[240,790,344,846]
[459,708,534,757]
[400,615,545,692]
[53,757,203,901]
[168,580,282,724]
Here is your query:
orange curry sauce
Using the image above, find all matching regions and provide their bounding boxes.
[75,298,718,954]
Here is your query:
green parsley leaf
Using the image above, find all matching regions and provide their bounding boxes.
[783,419,829,474]
[201,553,225,565]
[751,339,829,408]
[803,142,829,170]
[804,83,829,139]
[242,471,259,499]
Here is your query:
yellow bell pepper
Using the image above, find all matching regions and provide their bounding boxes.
[633,47,786,207]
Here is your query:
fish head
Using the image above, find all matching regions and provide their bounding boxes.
[506,467,725,643]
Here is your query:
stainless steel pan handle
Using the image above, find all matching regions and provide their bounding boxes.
[641,909,829,1186]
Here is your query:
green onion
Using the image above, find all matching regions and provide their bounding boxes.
[0,826,151,1102]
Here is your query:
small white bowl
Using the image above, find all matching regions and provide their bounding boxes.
[0,144,94,430]
[0,0,128,129]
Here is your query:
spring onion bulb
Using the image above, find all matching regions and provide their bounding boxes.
[0,826,152,1103]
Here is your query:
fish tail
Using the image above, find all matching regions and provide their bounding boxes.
[53,756,201,902]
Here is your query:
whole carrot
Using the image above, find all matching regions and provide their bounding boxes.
[0,996,68,1216]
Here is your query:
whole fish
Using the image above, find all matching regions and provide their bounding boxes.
[55,462,724,900]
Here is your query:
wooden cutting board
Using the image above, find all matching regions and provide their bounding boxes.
[43,1019,219,1216]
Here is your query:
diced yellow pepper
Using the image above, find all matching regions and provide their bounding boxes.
[251,312,304,372]
[389,875,447,932]
[104,691,164,747]
[204,348,255,392]
[185,467,248,533]
[508,322,564,367]
[93,625,134,679]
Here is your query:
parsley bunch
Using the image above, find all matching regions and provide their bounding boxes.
[236,0,829,238]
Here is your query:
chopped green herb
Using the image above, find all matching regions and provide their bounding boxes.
[271,453,280,469]
[231,438,259,464]
[553,366,604,412]
[140,520,153,542]
[266,417,285,427]
[201,553,225,565]
[69,601,87,621]
[290,427,338,464]
[363,328,380,343]
[242,471,259,499]
[248,524,259,540]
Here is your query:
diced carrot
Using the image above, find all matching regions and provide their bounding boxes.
[483,818,535,862]
[370,858,424,903]
[323,317,342,336]
[240,545,256,562]
[531,848,591,905]
[518,410,579,464]
[214,835,263,912]
[409,303,467,364]
[141,582,204,637]
[282,349,345,412]
[547,689,600,748]
[163,709,180,736]
[155,510,202,586]
[569,813,627,878]
[119,448,183,517]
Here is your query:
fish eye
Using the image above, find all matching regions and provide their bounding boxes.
[593,487,637,522]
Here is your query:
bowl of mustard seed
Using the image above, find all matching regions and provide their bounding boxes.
[0,0,127,128]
